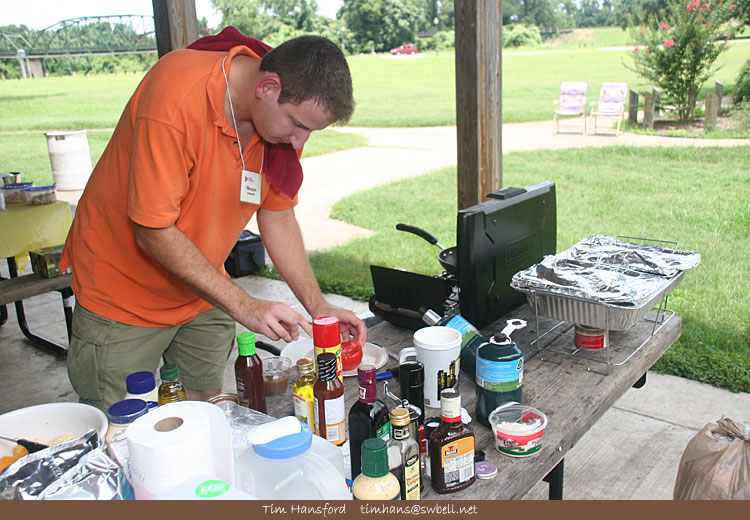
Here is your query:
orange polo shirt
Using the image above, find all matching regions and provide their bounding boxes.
[61,46,296,327]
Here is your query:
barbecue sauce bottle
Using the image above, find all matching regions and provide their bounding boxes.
[348,364,390,479]
[234,331,266,413]
[429,388,476,493]
[314,352,346,446]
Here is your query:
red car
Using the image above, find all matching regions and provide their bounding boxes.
[390,43,418,55]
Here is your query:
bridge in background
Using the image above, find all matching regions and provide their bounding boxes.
[1,15,157,77]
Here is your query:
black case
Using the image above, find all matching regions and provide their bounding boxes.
[224,230,265,277]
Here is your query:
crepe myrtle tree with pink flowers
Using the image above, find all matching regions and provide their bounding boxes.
[626,0,737,120]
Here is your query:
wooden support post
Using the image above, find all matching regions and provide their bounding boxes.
[652,86,662,116]
[715,80,724,108]
[628,90,639,127]
[152,0,199,58]
[455,0,502,211]
[643,92,655,129]
[705,93,718,130]
[688,84,697,116]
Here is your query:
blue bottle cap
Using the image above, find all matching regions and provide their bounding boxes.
[126,371,156,394]
[253,423,313,460]
[107,399,149,425]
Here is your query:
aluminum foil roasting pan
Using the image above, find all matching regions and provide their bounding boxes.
[511,235,700,330]
[517,271,684,330]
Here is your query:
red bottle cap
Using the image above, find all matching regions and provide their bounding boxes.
[313,316,340,348]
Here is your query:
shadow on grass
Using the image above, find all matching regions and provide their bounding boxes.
[653,321,750,393]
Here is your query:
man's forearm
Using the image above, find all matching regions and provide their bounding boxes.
[133,223,250,320]
[257,207,327,317]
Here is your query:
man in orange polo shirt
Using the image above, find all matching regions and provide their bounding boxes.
[61,35,365,412]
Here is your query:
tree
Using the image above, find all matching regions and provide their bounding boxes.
[339,0,423,52]
[626,0,736,119]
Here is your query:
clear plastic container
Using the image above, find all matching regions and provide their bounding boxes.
[24,185,57,205]
[235,420,350,500]
[488,402,548,457]
[1,182,33,203]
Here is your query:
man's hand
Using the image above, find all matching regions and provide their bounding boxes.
[239,298,313,342]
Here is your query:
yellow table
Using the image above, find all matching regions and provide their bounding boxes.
[0,201,73,355]
[0,201,73,270]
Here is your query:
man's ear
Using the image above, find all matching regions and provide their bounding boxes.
[255,74,281,100]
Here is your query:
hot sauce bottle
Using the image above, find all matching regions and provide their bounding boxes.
[429,388,476,493]
[234,331,266,414]
[314,352,346,446]
[313,316,343,382]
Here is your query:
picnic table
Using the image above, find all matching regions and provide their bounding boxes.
[0,201,73,356]
[267,302,681,500]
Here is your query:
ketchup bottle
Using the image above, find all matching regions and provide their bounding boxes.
[235,331,266,413]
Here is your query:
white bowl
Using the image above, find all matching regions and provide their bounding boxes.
[0,402,108,458]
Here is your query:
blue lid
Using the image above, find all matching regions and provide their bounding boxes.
[126,371,156,394]
[108,399,149,425]
[253,423,312,459]
[1,182,33,189]
[24,185,55,191]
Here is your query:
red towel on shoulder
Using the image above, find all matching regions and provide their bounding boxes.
[188,26,303,199]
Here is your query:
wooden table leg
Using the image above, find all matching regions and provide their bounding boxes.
[543,458,564,500]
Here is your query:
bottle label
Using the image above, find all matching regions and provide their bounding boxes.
[316,394,346,444]
[440,396,462,421]
[315,344,343,382]
[377,421,391,441]
[235,376,248,407]
[444,315,480,349]
[404,454,421,500]
[293,391,315,429]
[475,356,524,391]
[440,437,475,489]
[392,425,409,441]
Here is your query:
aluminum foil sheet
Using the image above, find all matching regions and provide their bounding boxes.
[0,429,127,500]
[560,235,701,277]
[511,235,701,307]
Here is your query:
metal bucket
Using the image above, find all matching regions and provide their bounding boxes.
[45,129,93,191]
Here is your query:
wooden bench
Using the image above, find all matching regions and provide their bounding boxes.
[0,272,73,356]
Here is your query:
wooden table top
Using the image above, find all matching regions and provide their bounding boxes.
[267,303,681,500]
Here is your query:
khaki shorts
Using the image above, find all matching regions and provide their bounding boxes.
[67,305,235,412]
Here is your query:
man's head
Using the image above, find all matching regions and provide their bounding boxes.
[260,35,354,125]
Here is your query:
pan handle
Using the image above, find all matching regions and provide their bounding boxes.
[396,223,444,250]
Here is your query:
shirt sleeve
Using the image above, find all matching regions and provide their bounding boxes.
[127,117,193,228]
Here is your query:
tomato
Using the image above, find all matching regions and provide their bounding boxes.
[341,339,363,371]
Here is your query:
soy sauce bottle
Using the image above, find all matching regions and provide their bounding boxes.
[235,331,266,413]
[348,364,389,478]
[429,388,476,493]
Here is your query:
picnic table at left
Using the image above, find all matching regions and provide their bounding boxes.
[0,201,74,356]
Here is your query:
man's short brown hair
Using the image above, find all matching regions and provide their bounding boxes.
[260,35,354,125]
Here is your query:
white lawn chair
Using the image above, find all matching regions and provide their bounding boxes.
[590,82,628,136]
[553,82,587,134]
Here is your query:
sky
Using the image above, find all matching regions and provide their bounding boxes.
[1,0,344,30]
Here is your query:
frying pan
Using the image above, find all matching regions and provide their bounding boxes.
[396,223,458,274]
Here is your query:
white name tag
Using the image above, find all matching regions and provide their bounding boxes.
[240,169,261,204]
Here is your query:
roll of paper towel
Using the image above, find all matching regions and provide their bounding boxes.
[127,403,215,500]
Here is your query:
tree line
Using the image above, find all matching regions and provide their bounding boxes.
[1,0,747,79]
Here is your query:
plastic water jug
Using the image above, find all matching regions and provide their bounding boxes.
[235,418,351,500]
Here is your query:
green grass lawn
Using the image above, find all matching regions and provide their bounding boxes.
[304,145,750,393]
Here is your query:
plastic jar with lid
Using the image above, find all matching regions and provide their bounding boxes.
[106,399,149,445]
[124,371,158,409]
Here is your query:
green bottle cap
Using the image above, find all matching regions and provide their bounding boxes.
[237,331,256,356]
[361,438,388,478]
[160,363,179,381]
